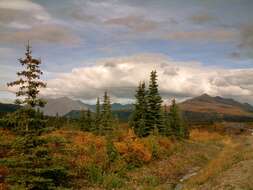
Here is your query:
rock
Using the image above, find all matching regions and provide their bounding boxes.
[179,172,198,182]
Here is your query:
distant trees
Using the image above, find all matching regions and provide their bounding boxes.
[79,91,116,135]
[169,99,188,138]
[100,91,114,135]
[130,70,188,139]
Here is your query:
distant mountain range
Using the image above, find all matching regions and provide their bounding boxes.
[1,94,253,123]
[41,97,132,116]
[0,103,20,113]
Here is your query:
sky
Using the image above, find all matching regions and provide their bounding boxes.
[0,0,253,104]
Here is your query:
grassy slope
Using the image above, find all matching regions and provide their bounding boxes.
[183,134,253,190]
[180,99,252,116]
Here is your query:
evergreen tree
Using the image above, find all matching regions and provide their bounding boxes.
[130,82,149,137]
[95,97,101,134]
[2,130,69,190]
[79,109,87,131]
[169,98,188,138]
[6,43,47,132]
[146,70,163,134]
[86,109,94,131]
[100,91,114,135]
[7,42,46,108]
[3,43,70,189]
[161,104,172,136]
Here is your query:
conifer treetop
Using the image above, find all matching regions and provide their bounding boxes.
[7,42,46,108]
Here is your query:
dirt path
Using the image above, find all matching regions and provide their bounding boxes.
[183,135,253,190]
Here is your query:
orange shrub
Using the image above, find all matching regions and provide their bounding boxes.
[66,132,107,168]
[114,129,152,164]
[0,166,8,190]
[0,183,7,190]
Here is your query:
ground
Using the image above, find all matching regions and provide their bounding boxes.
[182,135,253,190]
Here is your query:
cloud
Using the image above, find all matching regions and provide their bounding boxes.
[104,15,159,32]
[190,13,215,24]
[163,29,237,42]
[240,25,253,49]
[0,25,80,45]
[40,54,253,104]
[0,0,50,28]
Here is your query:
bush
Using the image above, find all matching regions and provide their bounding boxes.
[114,129,152,167]
[85,164,103,185]
[103,174,124,190]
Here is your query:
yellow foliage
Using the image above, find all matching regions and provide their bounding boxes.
[43,129,107,168]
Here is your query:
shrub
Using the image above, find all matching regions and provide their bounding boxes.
[103,174,124,190]
[114,129,152,166]
[85,164,103,185]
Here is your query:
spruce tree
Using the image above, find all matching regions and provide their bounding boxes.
[169,98,187,138]
[147,70,163,134]
[100,91,113,135]
[7,42,46,108]
[130,82,149,137]
[95,97,101,134]
[86,109,94,131]
[79,109,87,131]
[2,43,70,189]
[161,104,172,136]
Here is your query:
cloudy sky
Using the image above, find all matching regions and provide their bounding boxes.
[0,0,253,104]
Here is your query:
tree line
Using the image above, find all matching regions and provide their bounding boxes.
[130,71,188,138]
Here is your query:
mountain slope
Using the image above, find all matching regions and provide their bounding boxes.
[180,94,253,116]
[0,103,20,113]
[42,97,133,116]
[41,97,90,116]
[179,94,253,123]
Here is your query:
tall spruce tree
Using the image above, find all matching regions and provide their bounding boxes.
[79,109,87,131]
[147,70,163,134]
[3,43,70,189]
[170,98,187,138]
[161,104,172,136]
[130,82,149,137]
[95,97,101,134]
[86,109,94,131]
[7,42,46,108]
[100,91,113,135]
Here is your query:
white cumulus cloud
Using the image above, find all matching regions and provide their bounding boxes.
[40,54,253,104]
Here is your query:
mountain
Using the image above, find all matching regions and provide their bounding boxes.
[41,97,90,116]
[64,109,132,122]
[0,103,21,113]
[180,94,253,116]
[41,97,133,116]
[87,103,132,111]
[179,94,253,123]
